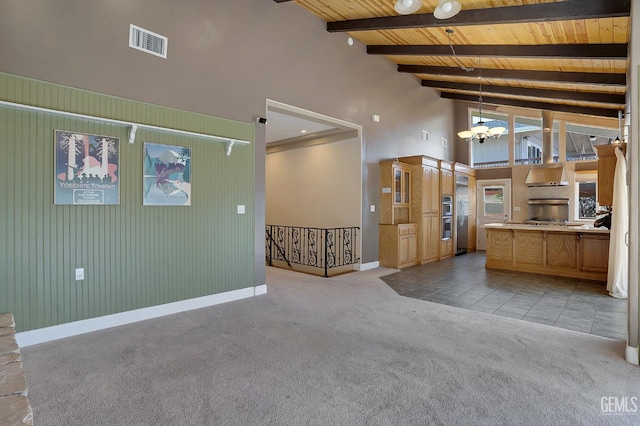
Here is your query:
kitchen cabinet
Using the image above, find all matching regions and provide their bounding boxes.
[440,238,453,259]
[484,224,609,281]
[422,213,440,263]
[546,233,579,269]
[440,161,454,196]
[486,228,512,262]
[379,159,416,269]
[513,230,544,267]
[580,234,609,273]
[594,143,626,207]
[399,155,441,264]
[440,161,454,259]
[379,160,411,224]
[379,223,417,269]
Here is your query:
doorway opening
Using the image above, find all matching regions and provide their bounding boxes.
[264,100,363,276]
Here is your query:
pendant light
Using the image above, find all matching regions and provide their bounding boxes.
[457,61,506,144]
[394,0,422,15]
[434,0,462,19]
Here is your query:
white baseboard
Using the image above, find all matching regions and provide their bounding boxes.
[16,285,267,347]
[626,345,639,365]
[357,261,380,271]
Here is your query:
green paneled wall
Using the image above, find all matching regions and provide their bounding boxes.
[0,73,255,332]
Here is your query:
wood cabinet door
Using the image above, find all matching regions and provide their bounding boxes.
[399,234,417,267]
[408,234,417,263]
[429,215,440,261]
[468,212,477,252]
[421,167,431,213]
[486,229,513,262]
[421,214,440,263]
[393,166,403,205]
[547,233,578,269]
[580,234,609,272]
[514,231,544,266]
[399,235,410,265]
[430,167,440,213]
[441,170,454,195]
[468,176,477,213]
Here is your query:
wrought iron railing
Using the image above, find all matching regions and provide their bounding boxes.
[266,225,360,277]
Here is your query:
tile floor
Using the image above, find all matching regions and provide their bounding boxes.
[381,251,628,341]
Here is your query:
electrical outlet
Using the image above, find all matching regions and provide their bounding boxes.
[75,268,84,281]
[370,205,376,212]
[237,205,245,214]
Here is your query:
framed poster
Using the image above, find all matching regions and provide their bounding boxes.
[54,130,120,205]
[143,142,192,206]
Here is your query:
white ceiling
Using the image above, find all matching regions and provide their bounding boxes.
[265,110,338,144]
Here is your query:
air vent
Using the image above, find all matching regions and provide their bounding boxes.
[129,24,167,58]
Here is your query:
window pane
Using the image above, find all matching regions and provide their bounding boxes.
[484,187,504,216]
[514,116,544,164]
[470,111,509,168]
[578,181,597,219]
[565,124,618,162]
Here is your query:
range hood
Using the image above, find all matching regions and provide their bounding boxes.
[525,164,569,187]
[525,110,568,187]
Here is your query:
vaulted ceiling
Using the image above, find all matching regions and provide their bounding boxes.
[274,0,630,119]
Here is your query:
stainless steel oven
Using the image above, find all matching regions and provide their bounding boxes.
[442,195,453,217]
[442,216,452,240]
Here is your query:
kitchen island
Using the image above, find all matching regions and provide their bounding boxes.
[484,223,610,281]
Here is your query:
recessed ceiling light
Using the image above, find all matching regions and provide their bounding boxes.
[301,130,307,133]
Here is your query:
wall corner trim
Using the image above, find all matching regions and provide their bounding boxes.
[16,286,260,347]
[358,261,380,271]
[626,345,639,365]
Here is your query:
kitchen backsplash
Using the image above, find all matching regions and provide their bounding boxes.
[511,163,582,223]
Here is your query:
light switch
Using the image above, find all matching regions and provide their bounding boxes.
[370,205,376,212]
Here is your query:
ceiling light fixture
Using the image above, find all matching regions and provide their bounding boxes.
[394,0,422,15]
[434,0,462,19]
[457,60,506,144]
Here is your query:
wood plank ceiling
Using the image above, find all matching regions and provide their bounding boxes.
[274,0,630,119]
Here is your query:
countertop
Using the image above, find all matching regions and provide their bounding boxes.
[484,222,610,234]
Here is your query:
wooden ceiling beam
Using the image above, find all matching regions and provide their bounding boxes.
[327,0,630,32]
[398,65,626,86]
[440,93,621,118]
[368,44,627,59]
[422,80,625,105]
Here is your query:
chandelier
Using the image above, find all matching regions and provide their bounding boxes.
[457,63,506,144]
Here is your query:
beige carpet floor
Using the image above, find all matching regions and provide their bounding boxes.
[22,266,639,425]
